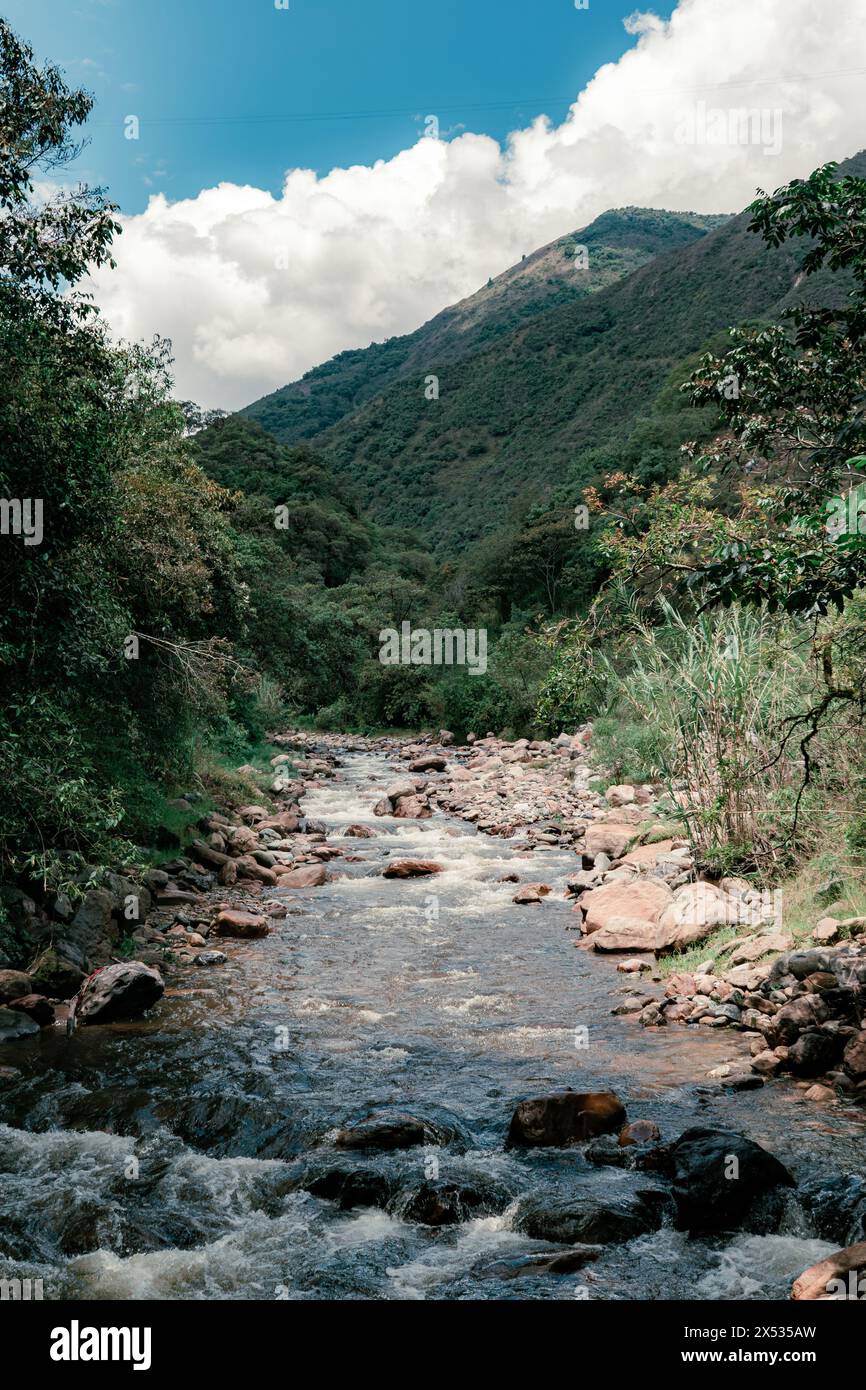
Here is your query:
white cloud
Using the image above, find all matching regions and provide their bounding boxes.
[86,0,866,409]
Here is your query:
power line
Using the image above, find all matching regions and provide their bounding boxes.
[89,66,866,130]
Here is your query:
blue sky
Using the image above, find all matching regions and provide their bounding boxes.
[7,0,676,212]
[7,0,861,409]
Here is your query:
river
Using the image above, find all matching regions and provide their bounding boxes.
[1,748,864,1300]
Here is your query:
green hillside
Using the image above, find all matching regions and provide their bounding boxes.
[310,157,863,551]
[242,207,727,447]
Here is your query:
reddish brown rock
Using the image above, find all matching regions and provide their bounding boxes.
[213,910,270,939]
[583,823,635,859]
[581,879,672,935]
[393,795,432,819]
[256,810,302,832]
[513,883,551,904]
[591,915,663,953]
[507,1090,626,1147]
[792,1242,866,1300]
[342,824,378,838]
[276,863,328,888]
[408,754,447,772]
[619,1120,661,1147]
[382,860,443,878]
[6,994,55,1027]
[234,855,278,885]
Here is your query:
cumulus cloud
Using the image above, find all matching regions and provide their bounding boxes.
[86,0,866,408]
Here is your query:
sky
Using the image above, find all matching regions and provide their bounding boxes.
[7,0,866,408]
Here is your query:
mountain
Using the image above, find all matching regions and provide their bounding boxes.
[241,153,865,554]
[242,207,728,446]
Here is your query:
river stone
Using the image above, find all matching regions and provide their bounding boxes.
[591,915,663,952]
[797,1174,866,1248]
[276,863,327,888]
[342,824,378,838]
[792,1241,866,1300]
[256,810,301,833]
[213,909,270,938]
[333,1112,454,1151]
[515,1187,672,1245]
[0,1006,40,1042]
[657,882,743,951]
[513,884,550,905]
[0,970,33,1004]
[408,754,447,772]
[619,1120,661,1147]
[6,994,55,1027]
[843,1031,866,1077]
[581,880,672,935]
[385,778,421,803]
[393,795,432,819]
[382,860,443,878]
[397,1181,493,1227]
[507,1090,626,1148]
[583,823,635,859]
[76,962,165,1024]
[787,1030,844,1076]
[669,1127,795,1233]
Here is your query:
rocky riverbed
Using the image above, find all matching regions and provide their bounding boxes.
[1,730,865,1301]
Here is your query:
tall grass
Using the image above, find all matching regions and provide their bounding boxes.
[598,602,814,874]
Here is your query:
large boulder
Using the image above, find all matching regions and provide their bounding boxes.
[658,883,744,951]
[583,823,635,859]
[66,888,116,961]
[276,863,327,888]
[591,915,664,952]
[581,879,672,935]
[76,962,164,1024]
[0,970,33,1004]
[843,1031,866,1077]
[669,1127,795,1233]
[507,1090,626,1148]
[408,755,447,772]
[515,1187,671,1245]
[787,1030,844,1076]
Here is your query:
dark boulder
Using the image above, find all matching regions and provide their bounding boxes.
[797,1174,866,1248]
[396,1181,492,1227]
[0,1006,40,1042]
[787,1030,845,1076]
[515,1186,672,1245]
[76,961,164,1024]
[333,1111,462,1152]
[670,1127,795,1233]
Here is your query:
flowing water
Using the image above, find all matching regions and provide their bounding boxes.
[1,749,864,1300]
